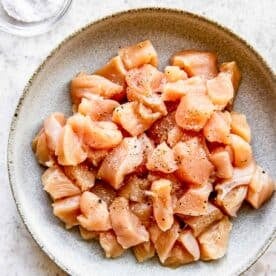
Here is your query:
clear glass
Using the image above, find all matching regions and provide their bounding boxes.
[0,0,72,36]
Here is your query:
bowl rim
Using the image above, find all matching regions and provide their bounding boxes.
[7,7,276,276]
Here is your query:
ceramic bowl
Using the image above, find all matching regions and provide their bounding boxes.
[8,8,276,276]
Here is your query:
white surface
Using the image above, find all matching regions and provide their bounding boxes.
[0,0,275,275]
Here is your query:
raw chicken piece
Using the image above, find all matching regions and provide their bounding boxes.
[79,226,98,240]
[119,40,158,69]
[126,64,167,115]
[230,134,252,167]
[86,148,109,167]
[219,61,241,92]
[118,175,150,203]
[91,181,116,207]
[99,231,124,258]
[154,221,180,263]
[44,112,65,153]
[164,242,196,267]
[42,166,81,200]
[171,50,218,79]
[52,195,80,229]
[210,149,233,179]
[174,138,214,186]
[230,111,251,142]
[181,203,224,236]
[246,165,275,209]
[151,179,174,231]
[146,142,177,173]
[175,91,214,131]
[98,137,143,189]
[216,185,248,217]
[32,128,54,167]
[63,163,95,191]
[78,96,119,121]
[109,197,149,249]
[71,73,123,104]
[130,202,153,228]
[162,76,206,101]
[203,111,231,144]
[177,229,200,261]
[133,241,155,262]
[95,55,127,87]
[148,222,162,244]
[77,191,112,231]
[56,124,87,166]
[198,216,232,260]
[215,161,256,201]
[164,65,188,82]
[112,102,160,136]
[174,183,212,216]
[67,114,123,149]
[206,72,234,110]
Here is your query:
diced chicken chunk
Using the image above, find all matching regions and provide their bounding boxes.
[216,185,247,217]
[52,195,80,229]
[86,148,109,167]
[63,163,95,191]
[230,111,251,142]
[172,50,218,79]
[99,231,124,258]
[181,203,224,236]
[133,241,155,262]
[175,92,214,131]
[68,113,122,149]
[71,73,123,104]
[210,149,233,179]
[230,134,252,167]
[146,142,177,173]
[246,165,275,209]
[79,226,98,240]
[219,61,241,92]
[198,217,232,260]
[98,137,143,189]
[154,221,180,263]
[112,102,160,136]
[77,191,112,231]
[95,55,127,87]
[119,40,158,69]
[109,197,149,249]
[164,65,188,82]
[91,181,116,207]
[177,229,200,261]
[44,112,65,153]
[130,202,153,228]
[42,166,81,200]
[118,175,150,203]
[162,76,206,101]
[56,124,87,166]
[174,183,212,216]
[78,96,119,121]
[174,138,214,186]
[32,129,54,167]
[206,72,234,110]
[203,111,231,144]
[151,179,174,231]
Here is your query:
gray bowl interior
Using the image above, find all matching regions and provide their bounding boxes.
[8,9,276,276]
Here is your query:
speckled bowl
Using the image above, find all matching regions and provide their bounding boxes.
[7,8,276,276]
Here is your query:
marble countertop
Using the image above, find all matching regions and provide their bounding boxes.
[0,0,275,275]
